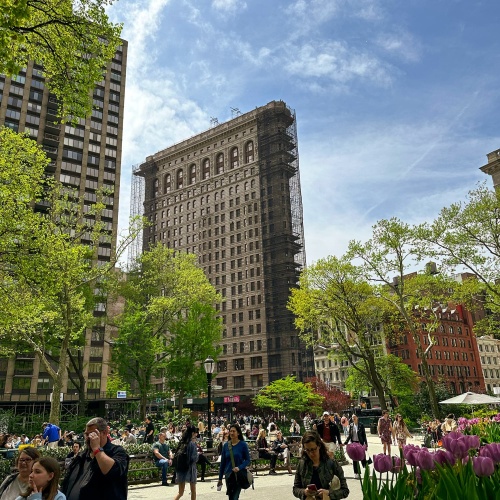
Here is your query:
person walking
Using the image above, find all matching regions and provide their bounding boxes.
[173,425,198,500]
[217,423,250,500]
[316,412,343,456]
[344,414,368,479]
[392,414,413,450]
[377,410,393,455]
[292,430,349,499]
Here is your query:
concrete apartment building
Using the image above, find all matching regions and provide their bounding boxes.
[477,335,500,395]
[132,101,313,400]
[0,42,127,411]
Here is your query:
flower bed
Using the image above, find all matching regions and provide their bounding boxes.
[345,419,500,500]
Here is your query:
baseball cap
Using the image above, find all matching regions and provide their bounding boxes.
[322,411,330,416]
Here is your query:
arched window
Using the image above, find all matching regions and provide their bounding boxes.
[164,174,171,193]
[189,164,196,185]
[244,182,249,191]
[230,147,239,168]
[176,169,183,189]
[203,159,210,179]
[216,153,224,174]
[154,178,159,195]
[235,184,239,193]
[221,189,225,199]
[229,187,233,196]
[251,179,255,188]
[245,141,254,163]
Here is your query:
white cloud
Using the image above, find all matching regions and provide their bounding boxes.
[212,0,247,13]
[376,30,422,62]
[285,41,393,87]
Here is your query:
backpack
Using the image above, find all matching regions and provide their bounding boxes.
[173,443,190,472]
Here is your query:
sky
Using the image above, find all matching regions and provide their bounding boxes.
[107,0,500,266]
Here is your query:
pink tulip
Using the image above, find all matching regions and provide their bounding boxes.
[373,453,392,473]
[473,456,495,477]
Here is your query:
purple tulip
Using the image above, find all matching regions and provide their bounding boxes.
[473,456,495,477]
[403,444,420,467]
[416,449,436,471]
[346,443,366,462]
[391,455,401,473]
[465,435,480,450]
[433,449,455,467]
[373,453,392,473]
[480,443,500,463]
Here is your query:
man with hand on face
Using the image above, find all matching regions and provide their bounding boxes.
[61,417,129,500]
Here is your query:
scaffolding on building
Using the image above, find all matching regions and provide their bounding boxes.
[285,105,307,269]
[127,163,145,269]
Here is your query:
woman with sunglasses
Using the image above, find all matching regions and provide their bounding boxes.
[392,414,413,450]
[293,431,349,500]
[0,448,41,500]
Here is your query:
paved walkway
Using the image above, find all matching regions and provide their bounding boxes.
[128,434,423,500]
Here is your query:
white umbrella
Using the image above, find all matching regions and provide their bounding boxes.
[439,392,500,405]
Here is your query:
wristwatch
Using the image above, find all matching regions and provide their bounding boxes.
[93,447,104,455]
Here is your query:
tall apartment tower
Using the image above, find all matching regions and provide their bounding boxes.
[0,42,127,407]
[133,101,310,398]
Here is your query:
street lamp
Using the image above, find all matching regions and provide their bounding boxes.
[203,356,215,449]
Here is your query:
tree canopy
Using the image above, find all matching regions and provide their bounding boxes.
[253,376,324,417]
[111,244,222,418]
[0,0,122,118]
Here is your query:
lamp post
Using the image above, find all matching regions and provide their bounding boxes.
[203,356,215,449]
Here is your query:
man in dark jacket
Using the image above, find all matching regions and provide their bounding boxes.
[344,414,368,479]
[61,417,129,500]
[316,411,343,456]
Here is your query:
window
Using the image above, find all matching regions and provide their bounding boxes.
[203,159,210,179]
[234,376,245,389]
[217,360,227,372]
[164,174,171,193]
[234,358,245,370]
[251,374,263,388]
[176,169,183,188]
[216,377,227,389]
[251,356,262,369]
[189,164,196,184]
[216,153,224,174]
[12,377,31,391]
[245,141,254,163]
[230,147,239,168]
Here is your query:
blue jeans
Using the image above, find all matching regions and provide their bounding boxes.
[156,459,169,482]
[225,474,241,500]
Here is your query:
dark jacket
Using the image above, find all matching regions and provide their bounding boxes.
[344,421,368,447]
[316,421,342,445]
[61,440,129,500]
[293,458,349,500]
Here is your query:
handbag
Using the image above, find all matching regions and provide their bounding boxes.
[228,442,254,490]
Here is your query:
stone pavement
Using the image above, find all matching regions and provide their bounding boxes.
[128,434,423,500]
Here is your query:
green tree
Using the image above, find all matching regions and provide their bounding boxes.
[0,0,122,118]
[288,255,391,410]
[111,245,222,419]
[348,218,456,418]
[416,183,500,336]
[0,128,139,423]
[345,354,419,408]
[253,376,324,417]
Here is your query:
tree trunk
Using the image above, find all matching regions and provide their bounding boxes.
[367,356,388,411]
[178,390,184,413]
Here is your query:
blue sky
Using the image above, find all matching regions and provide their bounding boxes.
[108,0,500,265]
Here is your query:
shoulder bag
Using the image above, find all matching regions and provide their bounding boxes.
[228,442,254,490]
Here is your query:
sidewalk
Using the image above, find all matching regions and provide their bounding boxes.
[128,435,421,500]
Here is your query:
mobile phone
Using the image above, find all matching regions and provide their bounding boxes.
[307,484,317,491]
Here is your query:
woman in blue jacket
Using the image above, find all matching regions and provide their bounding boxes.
[217,424,250,500]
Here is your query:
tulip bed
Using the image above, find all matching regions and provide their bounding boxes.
[346,426,500,500]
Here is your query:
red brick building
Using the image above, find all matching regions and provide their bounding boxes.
[388,303,486,394]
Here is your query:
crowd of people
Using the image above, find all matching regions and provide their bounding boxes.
[0,409,485,500]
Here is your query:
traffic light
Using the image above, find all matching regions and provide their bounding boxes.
[210,400,214,412]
